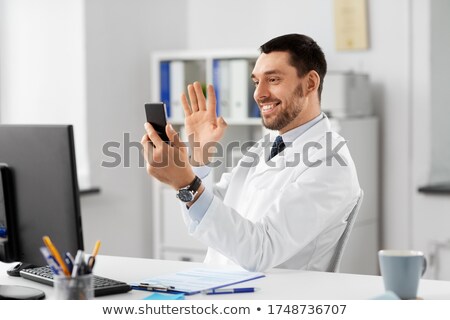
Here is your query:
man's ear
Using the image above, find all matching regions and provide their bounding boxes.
[305,70,320,95]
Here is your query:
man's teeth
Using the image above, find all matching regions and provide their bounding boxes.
[262,104,274,111]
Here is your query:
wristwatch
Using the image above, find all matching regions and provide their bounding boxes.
[176,176,202,202]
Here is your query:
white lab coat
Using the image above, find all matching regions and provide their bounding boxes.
[183,115,361,272]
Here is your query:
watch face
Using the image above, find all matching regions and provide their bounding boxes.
[177,189,194,202]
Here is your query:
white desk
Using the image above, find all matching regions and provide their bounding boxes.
[1,255,450,300]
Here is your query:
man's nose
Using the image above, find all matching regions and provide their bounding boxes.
[254,82,269,103]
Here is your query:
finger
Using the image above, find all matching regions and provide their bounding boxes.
[181,92,192,116]
[187,84,199,112]
[194,81,206,111]
[165,123,176,143]
[165,123,185,148]
[141,132,150,145]
[217,116,228,129]
[141,133,151,164]
[141,130,153,148]
[141,134,150,162]
[206,84,217,116]
[144,122,163,149]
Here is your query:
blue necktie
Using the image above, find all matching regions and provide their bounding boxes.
[269,136,285,160]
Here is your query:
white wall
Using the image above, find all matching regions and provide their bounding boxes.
[0,0,90,187]
[429,0,450,184]
[411,0,450,279]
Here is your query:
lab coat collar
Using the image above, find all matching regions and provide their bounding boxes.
[248,114,332,175]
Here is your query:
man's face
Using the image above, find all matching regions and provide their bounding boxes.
[251,51,306,133]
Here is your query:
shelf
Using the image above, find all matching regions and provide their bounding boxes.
[79,187,101,196]
[152,49,258,62]
[418,183,450,195]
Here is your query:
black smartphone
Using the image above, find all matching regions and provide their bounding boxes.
[145,103,170,143]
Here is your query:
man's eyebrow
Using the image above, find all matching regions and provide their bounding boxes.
[251,70,283,79]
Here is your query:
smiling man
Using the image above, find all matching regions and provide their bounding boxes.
[142,34,361,272]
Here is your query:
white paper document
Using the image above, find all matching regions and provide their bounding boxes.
[131,267,265,295]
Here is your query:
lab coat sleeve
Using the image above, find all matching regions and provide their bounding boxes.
[185,153,360,272]
[192,165,233,201]
[180,165,234,226]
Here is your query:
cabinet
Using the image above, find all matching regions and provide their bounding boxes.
[150,51,379,274]
[331,117,380,275]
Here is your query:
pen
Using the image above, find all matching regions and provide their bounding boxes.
[39,246,60,275]
[134,283,176,292]
[88,240,101,269]
[71,249,85,277]
[42,235,71,277]
[64,252,74,272]
[204,287,258,295]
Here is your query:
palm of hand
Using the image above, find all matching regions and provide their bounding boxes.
[181,82,227,165]
[185,110,225,148]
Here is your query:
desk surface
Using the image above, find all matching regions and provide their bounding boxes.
[1,255,450,300]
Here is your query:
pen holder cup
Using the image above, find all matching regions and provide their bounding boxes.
[54,274,94,300]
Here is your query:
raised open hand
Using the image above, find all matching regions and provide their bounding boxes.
[182,81,227,166]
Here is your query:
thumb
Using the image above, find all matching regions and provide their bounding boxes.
[166,123,185,148]
[217,116,228,129]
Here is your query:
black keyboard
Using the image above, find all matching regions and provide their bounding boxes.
[20,266,132,297]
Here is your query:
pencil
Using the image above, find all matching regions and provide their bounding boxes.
[42,235,71,277]
[91,240,101,257]
[88,240,101,270]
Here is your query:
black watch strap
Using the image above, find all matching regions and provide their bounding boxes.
[176,176,202,203]
[188,176,202,193]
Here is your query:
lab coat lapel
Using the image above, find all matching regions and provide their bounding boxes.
[284,116,332,163]
[251,132,285,176]
[251,116,332,177]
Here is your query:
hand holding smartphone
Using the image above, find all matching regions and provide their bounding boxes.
[145,103,170,143]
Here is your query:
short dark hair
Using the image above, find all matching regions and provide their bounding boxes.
[260,34,327,101]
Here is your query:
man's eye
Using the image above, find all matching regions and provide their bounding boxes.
[269,78,279,83]
[252,81,259,87]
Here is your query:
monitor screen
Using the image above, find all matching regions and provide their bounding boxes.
[0,125,83,265]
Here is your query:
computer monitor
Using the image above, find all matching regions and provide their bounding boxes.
[0,125,84,266]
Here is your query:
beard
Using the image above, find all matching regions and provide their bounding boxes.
[261,84,304,131]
